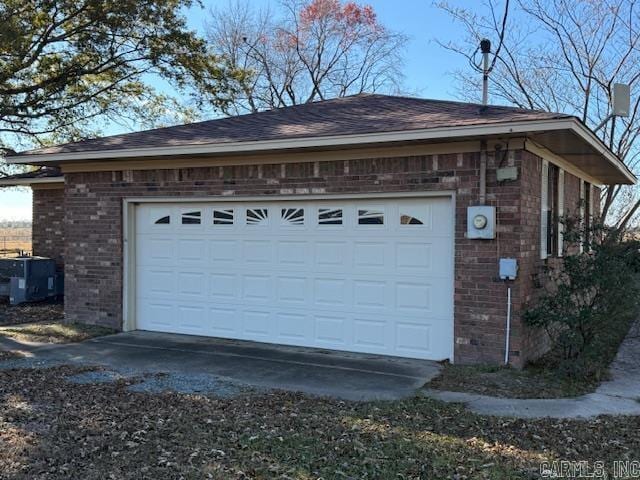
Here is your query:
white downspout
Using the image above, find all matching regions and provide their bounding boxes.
[504,285,512,365]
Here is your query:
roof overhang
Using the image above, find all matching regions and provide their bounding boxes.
[0,176,64,187]
[7,117,635,185]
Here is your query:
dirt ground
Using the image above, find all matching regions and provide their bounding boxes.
[0,300,64,327]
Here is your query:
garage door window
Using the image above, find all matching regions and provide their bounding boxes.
[400,214,423,225]
[246,208,269,225]
[154,215,170,225]
[213,209,234,225]
[358,209,384,225]
[318,208,342,225]
[181,211,201,225]
[281,208,304,225]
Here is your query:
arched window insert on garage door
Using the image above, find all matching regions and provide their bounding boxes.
[154,215,170,225]
[400,214,424,225]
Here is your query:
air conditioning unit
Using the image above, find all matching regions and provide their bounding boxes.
[0,257,63,305]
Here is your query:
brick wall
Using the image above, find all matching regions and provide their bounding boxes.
[62,149,595,366]
[515,151,600,363]
[32,186,65,268]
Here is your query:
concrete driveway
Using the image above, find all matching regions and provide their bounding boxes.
[0,331,441,401]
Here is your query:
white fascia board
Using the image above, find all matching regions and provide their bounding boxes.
[0,176,64,187]
[7,119,576,164]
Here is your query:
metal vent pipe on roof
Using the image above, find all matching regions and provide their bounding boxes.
[480,39,491,106]
[478,39,492,205]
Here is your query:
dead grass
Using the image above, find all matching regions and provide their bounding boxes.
[0,227,31,256]
[0,301,64,327]
[0,366,639,479]
[428,317,637,400]
[0,322,116,344]
[427,363,596,399]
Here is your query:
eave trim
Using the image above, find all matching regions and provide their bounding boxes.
[0,176,64,187]
[6,117,635,184]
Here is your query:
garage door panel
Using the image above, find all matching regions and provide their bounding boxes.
[353,280,388,309]
[395,282,431,313]
[177,271,207,301]
[243,240,273,264]
[397,280,452,317]
[176,304,208,334]
[242,310,272,337]
[395,242,432,270]
[315,315,348,345]
[135,197,454,361]
[314,277,348,307]
[397,239,452,275]
[177,238,207,264]
[210,273,238,300]
[395,322,432,355]
[137,269,176,297]
[137,301,176,330]
[276,312,311,341]
[242,275,273,302]
[276,276,309,305]
[209,306,238,335]
[314,241,348,267]
[210,239,238,264]
[353,318,390,350]
[353,241,387,269]
[277,241,309,266]
[138,237,176,266]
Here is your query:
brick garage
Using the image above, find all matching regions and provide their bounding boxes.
[62,149,595,366]
[32,185,65,268]
[3,95,632,367]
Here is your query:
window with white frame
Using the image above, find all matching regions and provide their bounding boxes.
[580,180,593,252]
[541,161,565,259]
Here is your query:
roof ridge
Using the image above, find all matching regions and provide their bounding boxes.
[359,92,558,114]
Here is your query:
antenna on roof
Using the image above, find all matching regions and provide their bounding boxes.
[593,83,630,132]
[480,39,491,106]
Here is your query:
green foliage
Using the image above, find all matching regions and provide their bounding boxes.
[524,219,640,379]
[0,0,242,168]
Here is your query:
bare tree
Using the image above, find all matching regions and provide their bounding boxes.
[438,0,640,228]
[205,0,407,115]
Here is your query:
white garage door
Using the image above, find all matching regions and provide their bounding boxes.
[134,197,454,360]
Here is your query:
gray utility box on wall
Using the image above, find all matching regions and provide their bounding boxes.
[0,257,63,305]
[467,205,496,239]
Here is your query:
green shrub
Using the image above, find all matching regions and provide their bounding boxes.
[524,219,640,379]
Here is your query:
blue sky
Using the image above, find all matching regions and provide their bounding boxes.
[0,0,479,221]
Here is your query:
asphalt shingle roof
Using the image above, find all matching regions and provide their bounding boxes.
[0,167,62,180]
[10,94,571,158]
